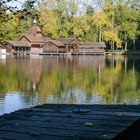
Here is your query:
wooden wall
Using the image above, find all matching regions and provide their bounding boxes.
[43,43,58,53]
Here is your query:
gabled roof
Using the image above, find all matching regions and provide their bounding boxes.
[21,35,46,43]
[4,40,30,47]
[80,42,106,48]
[42,40,64,47]
[57,38,81,45]
[27,25,42,36]
[44,37,51,42]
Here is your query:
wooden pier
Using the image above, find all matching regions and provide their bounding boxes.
[0,104,140,140]
[13,51,105,56]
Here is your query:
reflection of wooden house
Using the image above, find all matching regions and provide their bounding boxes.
[18,56,43,90]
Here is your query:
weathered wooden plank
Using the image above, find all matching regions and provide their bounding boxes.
[0,131,74,140]
[0,125,102,138]
[19,107,140,117]
[0,116,133,129]
[34,104,140,111]
[11,111,139,122]
[0,104,140,140]
[3,109,138,122]
[113,118,140,140]
[0,119,128,135]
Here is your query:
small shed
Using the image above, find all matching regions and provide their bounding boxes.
[42,40,64,53]
[80,42,106,49]
[0,42,6,54]
[57,38,81,53]
[0,42,2,47]
[79,42,106,54]
[3,40,31,54]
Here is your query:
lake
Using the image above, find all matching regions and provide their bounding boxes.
[0,55,140,115]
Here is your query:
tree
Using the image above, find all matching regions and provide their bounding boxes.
[114,1,139,50]
[20,0,39,26]
[104,30,122,49]
[92,11,112,43]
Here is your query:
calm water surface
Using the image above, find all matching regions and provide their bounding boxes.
[0,55,140,115]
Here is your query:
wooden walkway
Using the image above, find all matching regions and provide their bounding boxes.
[13,51,105,56]
[0,104,140,140]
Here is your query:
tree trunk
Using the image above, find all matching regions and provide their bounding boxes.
[112,41,115,51]
[99,26,102,43]
[125,41,127,51]
[133,39,135,52]
[110,41,113,51]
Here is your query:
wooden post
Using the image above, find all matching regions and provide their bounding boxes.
[66,45,68,53]
[57,47,58,54]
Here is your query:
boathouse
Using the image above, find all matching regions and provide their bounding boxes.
[0,42,2,47]
[42,38,81,53]
[3,40,30,54]
[19,25,48,54]
[42,40,64,53]
[2,24,106,55]
[79,42,106,54]
[56,38,81,53]
[3,24,48,54]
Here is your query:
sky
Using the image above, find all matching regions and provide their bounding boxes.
[6,0,102,11]
[7,0,94,9]
[7,0,26,9]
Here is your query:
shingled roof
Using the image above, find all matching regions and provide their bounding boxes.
[27,25,42,36]
[22,35,46,43]
[4,40,30,47]
[19,25,48,43]
[80,42,106,48]
[44,40,64,47]
[57,38,81,45]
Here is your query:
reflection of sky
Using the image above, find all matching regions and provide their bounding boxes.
[0,93,22,115]
[45,88,103,104]
[0,92,37,115]
[0,88,103,116]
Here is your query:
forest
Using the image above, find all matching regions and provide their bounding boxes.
[0,0,140,50]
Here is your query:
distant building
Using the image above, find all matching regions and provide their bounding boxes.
[79,42,106,54]
[3,24,106,55]
[0,42,2,47]
[42,38,81,53]
[3,25,49,54]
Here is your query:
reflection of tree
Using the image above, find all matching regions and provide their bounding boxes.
[0,56,140,104]
[38,56,140,104]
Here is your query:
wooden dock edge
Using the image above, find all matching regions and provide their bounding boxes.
[0,104,140,140]
[113,118,140,140]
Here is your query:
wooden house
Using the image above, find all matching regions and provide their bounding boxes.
[57,38,81,53]
[42,38,81,53]
[3,23,106,55]
[19,25,49,54]
[79,42,106,54]
[3,40,30,54]
[42,40,64,53]
[0,42,2,47]
[3,25,49,54]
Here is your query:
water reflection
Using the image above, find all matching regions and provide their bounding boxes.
[0,55,140,115]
